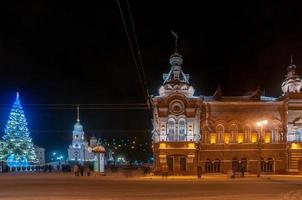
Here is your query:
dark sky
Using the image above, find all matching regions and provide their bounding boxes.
[0,1,302,156]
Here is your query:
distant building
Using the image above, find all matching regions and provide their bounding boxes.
[151,36,302,175]
[34,146,45,165]
[67,106,95,162]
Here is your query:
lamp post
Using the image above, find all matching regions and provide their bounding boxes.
[256,120,267,178]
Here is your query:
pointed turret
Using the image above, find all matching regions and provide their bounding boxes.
[159,32,194,97]
[281,56,302,95]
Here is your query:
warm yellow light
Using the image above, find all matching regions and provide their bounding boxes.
[224,133,230,144]
[159,143,166,148]
[256,120,268,126]
[237,133,244,143]
[251,133,258,143]
[291,143,301,149]
[210,133,217,144]
[264,133,270,143]
[188,143,195,149]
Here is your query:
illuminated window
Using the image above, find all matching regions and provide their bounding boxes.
[237,133,244,143]
[291,143,301,149]
[230,124,238,143]
[264,132,271,143]
[210,133,217,144]
[251,133,258,143]
[216,124,224,143]
[244,126,251,143]
[178,118,186,141]
[159,143,166,148]
[167,118,176,141]
[224,133,230,144]
[188,143,195,149]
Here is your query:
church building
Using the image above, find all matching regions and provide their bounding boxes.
[151,37,302,175]
[67,106,97,162]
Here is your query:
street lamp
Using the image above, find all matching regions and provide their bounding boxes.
[256,120,267,178]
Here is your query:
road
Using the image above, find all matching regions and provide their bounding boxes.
[0,173,301,200]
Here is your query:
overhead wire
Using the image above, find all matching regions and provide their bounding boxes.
[126,0,152,109]
[116,0,152,110]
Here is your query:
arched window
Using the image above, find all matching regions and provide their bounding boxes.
[239,158,247,172]
[232,158,238,172]
[261,158,274,172]
[178,118,186,141]
[167,118,176,141]
[230,124,238,143]
[216,124,224,143]
[271,126,280,143]
[296,130,302,142]
[244,126,251,143]
[213,159,221,173]
[202,126,208,144]
[205,159,213,173]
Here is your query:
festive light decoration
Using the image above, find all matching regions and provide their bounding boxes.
[0,92,38,167]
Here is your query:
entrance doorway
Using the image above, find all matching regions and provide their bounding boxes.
[166,155,187,174]
[180,157,186,172]
[167,157,173,171]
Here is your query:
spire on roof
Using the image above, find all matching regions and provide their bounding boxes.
[281,55,302,94]
[77,104,80,122]
[162,32,189,84]
[171,30,178,53]
[288,55,296,71]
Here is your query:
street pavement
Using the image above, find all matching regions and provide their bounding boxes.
[0,173,301,200]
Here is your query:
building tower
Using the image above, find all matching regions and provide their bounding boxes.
[151,32,202,175]
[281,56,302,94]
[72,105,85,149]
[68,105,94,162]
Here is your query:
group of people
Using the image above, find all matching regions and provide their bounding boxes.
[73,164,92,176]
[231,165,245,178]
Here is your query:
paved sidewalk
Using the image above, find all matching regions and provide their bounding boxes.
[140,174,302,181]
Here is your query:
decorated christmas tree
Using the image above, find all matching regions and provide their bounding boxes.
[0,92,38,166]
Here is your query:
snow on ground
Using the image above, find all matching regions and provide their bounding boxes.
[0,173,301,200]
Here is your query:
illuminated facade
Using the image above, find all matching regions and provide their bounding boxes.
[67,106,95,162]
[151,47,302,175]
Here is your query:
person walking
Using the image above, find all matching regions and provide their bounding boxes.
[197,166,202,179]
[87,166,91,176]
[231,165,236,178]
[73,164,79,176]
[80,165,84,176]
[240,166,245,177]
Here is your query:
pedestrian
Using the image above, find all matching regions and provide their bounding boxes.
[162,164,168,178]
[73,164,79,176]
[80,165,84,176]
[231,165,236,178]
[197,166,202,179]
[241,166,245,177]
[87,166,91,176]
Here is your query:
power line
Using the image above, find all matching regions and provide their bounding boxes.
[116,0,150,107]
[126,0,151,109]
[31,129,151,133]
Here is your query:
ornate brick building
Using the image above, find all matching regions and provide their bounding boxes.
[151,45,302,175]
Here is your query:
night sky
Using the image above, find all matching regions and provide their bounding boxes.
[0,1,302,158]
